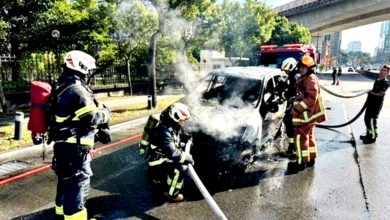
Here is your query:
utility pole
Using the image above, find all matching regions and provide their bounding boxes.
[51,30,61,84]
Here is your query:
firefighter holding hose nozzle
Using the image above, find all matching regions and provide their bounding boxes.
[290,55,327,172]
[142,103,194,202]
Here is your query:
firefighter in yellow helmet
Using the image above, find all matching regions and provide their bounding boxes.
[290,55,327,171]
[50,50,111,220]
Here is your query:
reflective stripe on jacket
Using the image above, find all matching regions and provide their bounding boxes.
[148,120,184,166]
[292,73,327,125]
[52,74,109,147]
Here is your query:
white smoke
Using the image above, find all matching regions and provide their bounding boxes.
[145,2,257,141]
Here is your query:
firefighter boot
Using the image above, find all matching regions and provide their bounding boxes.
[286,143,296,160]
[306,159,315,167]
[287,161,305,174]
[164,192,184,202]
[363,137,376,144]
[360,134,369,140]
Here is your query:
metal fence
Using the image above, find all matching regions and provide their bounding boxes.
[0,53,131,92]
[0,53,60,88]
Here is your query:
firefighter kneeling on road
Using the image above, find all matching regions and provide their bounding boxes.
[50,50,112,220]
[290,55,327,171]
[147,103,194,202]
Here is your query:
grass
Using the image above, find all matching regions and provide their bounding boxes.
[0,95,184,153]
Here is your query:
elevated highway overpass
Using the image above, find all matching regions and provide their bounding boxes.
[275,0,390,36]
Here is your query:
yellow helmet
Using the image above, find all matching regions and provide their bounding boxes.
[299,55,316,69]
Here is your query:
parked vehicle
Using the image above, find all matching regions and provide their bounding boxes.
[185,66,287,180]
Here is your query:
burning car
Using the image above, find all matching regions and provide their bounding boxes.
[185,66,288,177]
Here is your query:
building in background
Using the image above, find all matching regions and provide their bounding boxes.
[346,41,362,53]
[375,20,390,64]
[200,50,249,75]
[321,32,342,68]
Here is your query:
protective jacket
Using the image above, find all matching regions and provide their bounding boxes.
[148,112,188,167]
[292,73,326,125]
[50,72,110,147]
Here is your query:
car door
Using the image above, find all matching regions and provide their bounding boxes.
[259,74,287,144]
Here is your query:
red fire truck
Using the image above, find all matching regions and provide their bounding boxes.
[257,44,320,68]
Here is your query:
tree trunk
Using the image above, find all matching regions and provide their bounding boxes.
[10,37,21,81]
[126,59,133,96]
[0,81,8,113]
[147,31,162,108]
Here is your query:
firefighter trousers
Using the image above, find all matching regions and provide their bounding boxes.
[52,142,93,219]
[283,108,294,145]
[148,162,188,197]
[294,123,317,164]
[364,104,382,140]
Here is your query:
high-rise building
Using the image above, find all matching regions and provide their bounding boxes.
[321,32,342,67]
[376,20,390,64]
[346,41,362,52]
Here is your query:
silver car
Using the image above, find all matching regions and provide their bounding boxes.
[185,66,288,177]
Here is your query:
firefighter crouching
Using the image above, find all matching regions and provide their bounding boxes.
[278,57,299,157]
[50,50,112,220]
[291,55,327,171]
[146,103,194,202]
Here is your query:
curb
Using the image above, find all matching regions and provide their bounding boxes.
[0,116,150,164]
[0,133,143,187]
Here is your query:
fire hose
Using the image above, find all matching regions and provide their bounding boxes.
[316,84,369,128]
[184,140,228,220]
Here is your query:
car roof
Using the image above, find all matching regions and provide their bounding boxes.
[209,66,281,80]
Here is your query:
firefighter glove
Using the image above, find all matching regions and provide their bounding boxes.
[98,104,111,124]
[95,123,112,144]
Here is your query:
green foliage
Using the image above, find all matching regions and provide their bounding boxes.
[266,16,311,45]
[0,0,56,54]
[114,0,158,60]
[219,0,277,59]
[2,80,30,92]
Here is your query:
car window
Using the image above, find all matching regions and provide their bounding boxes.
[202,75,262,106]
[260,74,284,118]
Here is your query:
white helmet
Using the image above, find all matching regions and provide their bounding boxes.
[64,50,96,75]
[169,103,191,123]
[281,57,297,71]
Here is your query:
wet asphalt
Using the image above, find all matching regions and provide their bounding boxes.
[0,72,389,220]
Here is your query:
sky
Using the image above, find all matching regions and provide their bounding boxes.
[236,0,383,55]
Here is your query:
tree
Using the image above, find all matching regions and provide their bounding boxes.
[0,0,57,80]
[145,0,217,108]
[0,0,119,80]
[266,16,311,46]
[114,0,158,95]
[219,0,277,63]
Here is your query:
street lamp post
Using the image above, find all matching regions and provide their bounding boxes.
[51,30,61,85]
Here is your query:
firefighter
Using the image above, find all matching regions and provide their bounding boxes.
[360,64,389,144]
[279,57,299,157]
[50,50,111,220]
[291,55,326,171]
[148,102,194,202]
